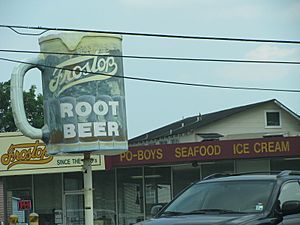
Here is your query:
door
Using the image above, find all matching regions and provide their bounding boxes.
[8,190,32,224]
[64,192,85,225]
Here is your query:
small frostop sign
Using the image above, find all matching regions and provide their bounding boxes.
[29,213,39,225]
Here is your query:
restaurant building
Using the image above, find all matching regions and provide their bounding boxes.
[0,99,299,225]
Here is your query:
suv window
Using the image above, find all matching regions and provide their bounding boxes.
[278,181,300,207]
[163,180,275,214]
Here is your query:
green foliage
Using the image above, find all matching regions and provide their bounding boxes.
[0,81,15,131]
[0,80,44,132]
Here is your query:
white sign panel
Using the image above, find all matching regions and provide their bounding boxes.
[0,132,105,176]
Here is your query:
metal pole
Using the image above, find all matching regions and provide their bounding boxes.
[83,153,94,225]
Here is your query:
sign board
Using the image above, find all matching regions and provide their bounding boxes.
[10,33,128,155]
[18,200,32,211]
[0,132,105,176]
[107,136,300,167]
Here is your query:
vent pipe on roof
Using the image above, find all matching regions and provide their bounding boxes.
[197,113,202,122]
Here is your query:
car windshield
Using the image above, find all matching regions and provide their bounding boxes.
[163,180,275,215]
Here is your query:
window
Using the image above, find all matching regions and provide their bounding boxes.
[117,167,144,225]
[145,167,171,219]
[93,170,116,225]
[278,181,300,207]
[6,175,33,224]
[271,158,300,171]
[34,174,62,225]
[172,164,200,196]
[201,161,234,178]
[265,111,281,128]
[165,180,275,214]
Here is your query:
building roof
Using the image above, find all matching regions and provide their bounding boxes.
[129,99,300,144]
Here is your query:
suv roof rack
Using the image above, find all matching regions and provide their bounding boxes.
[203,173,232,180]
[277,170,300,178]
[203,171,287,181]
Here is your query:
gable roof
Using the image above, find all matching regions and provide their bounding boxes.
[129,99,300,144]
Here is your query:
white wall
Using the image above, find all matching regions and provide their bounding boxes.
[177,102,300,142]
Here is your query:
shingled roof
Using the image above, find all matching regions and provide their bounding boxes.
[129,99,299,144]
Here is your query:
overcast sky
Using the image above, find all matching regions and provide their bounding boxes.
[0,0,299,138]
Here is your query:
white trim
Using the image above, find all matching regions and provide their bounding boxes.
[274,100,300,121]
[264,110,281,128]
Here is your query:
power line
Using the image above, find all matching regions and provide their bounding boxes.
[0,56,299,93]
[1,24,300,44]
[0,49,299,65]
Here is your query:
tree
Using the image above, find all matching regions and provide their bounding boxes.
[0,80,44,132]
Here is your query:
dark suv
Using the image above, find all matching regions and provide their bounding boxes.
[135,171,300,225]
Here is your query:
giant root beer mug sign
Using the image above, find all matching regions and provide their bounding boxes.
[11,32,128,155]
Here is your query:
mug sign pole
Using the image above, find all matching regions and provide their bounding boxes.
[10,32,128,225]
[83,153,93,224]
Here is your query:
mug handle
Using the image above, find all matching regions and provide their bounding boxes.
[10,57,43,139]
